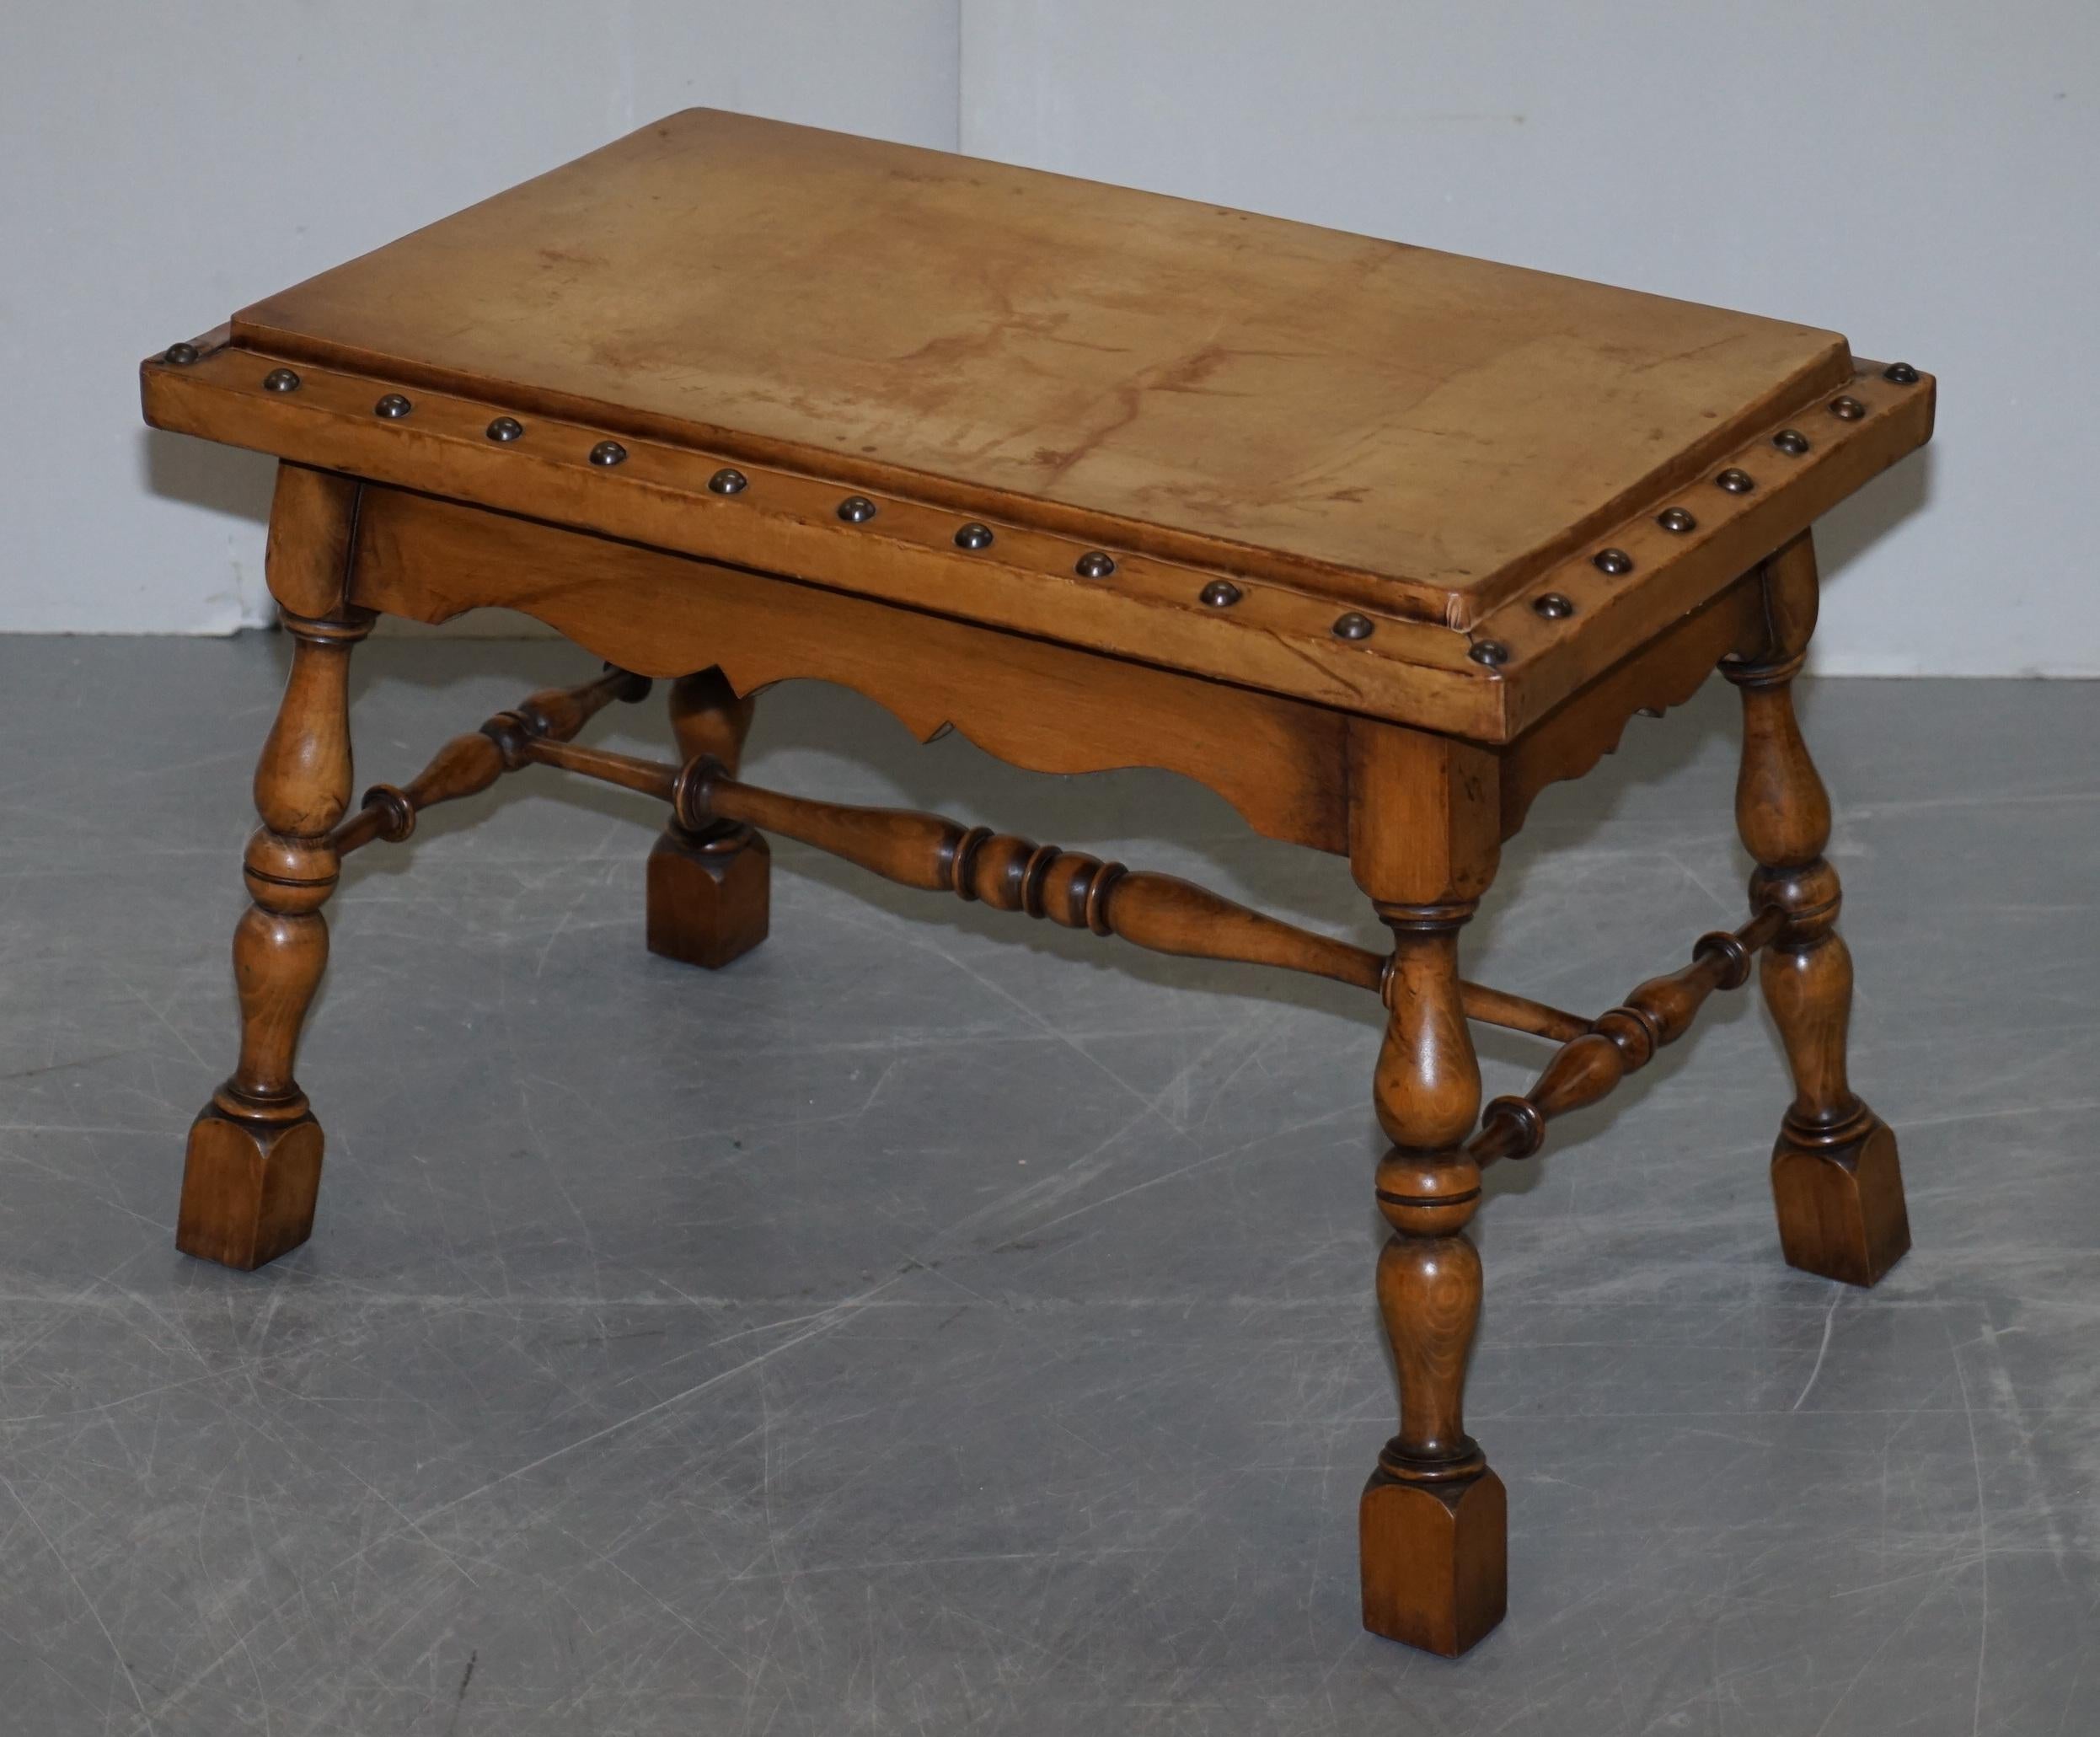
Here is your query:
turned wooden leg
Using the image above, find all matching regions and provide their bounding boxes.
[1344,721,1508,1655]
[1727,535,1910,1286]
[646,667,769,968]
[1358,903,1507,1656]
[179,605,371,1269]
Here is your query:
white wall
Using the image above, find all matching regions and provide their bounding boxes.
[1,1,959,634]
[8,2,2096,674]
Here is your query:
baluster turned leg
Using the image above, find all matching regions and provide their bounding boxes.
[1727,534,1910,1285]
[646,667,769,968]
[1351,726,1506,1656]
[178,606,371,1269]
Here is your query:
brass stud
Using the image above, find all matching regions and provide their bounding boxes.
[1716,467,1755,494]
[1592,547,1634,576]
[589,440,628,467]
[261,367,300,394]
[1533,592,1575,619]
[1199,579,1242,608]
[162,341,200,366]
[485,416,523,442]
[954,521,994,550]
[837,495,877,523]
[1882,362,1920,385]
[1829,396,1866,421]
[1331,612,1374,641]
[709,468,747,496]
[374,393,413,420]
[1772,429,1811,457]
[1658,506,1697,533]
[1469,639,1511,667]
[1074,550,1116,578]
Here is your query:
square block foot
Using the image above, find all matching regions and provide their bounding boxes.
[1771,1115,1910,1287]
[175,1105,324,1271]
[1359,1466,1507,1657]
[647,826,769,969]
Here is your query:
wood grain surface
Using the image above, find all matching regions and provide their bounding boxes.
[230,109,1863,623]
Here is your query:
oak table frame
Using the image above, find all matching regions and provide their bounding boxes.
[142,110,1933,1659]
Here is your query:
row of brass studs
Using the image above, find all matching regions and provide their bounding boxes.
[166,345,1919,669]
[1479,367,1924,670]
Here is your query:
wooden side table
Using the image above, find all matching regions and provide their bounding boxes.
[141,110,1932,1658]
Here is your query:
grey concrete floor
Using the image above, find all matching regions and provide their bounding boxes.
[2,634,2096,1735]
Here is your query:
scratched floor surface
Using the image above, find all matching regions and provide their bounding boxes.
[2,635,2096,1734]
